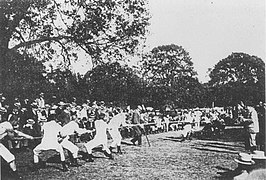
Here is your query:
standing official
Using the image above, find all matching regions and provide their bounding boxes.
[130,106,142,146]
[238,102,260,153]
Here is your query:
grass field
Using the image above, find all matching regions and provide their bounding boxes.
[2,128,247,180]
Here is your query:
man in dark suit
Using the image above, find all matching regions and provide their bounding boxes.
[130,105,142,146]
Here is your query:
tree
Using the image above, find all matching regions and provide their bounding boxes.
[0,0,150,92]
[3,52,48,100]
[84,62,144,106]
[140,44,202,108]
[208,52,265,106]
[46,68,80,101]
[141,44,197,86]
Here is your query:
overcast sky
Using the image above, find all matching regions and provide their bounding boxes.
[144,0,265,82]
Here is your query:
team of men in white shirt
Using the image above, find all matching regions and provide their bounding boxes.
[0,103,132,179]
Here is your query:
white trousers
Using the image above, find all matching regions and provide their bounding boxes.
[0,143,15,163]
[61,138,79,158]
[84,137,110,154]
[109,128,122,147]
[33,141,66,163]
[182,124,192,137]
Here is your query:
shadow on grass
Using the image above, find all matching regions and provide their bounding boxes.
[158,136,183,142]
[206,142,243,148]
[214,165,240,180]
[201,143,239,151]
[194,128,245,143]
[192,146,238,154]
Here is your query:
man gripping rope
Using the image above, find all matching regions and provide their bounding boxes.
[83,110,113,162]
[0,121,33,179]
[108,108,127,154]
[59,114,94,167]
[32,117,68,172]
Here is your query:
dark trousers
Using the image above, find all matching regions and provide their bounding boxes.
[131,126,142,145]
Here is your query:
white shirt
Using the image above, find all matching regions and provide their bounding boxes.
[94,120,108,140]
[0,121,13,139]
[247,107,259,133]
[108,113,126,129]
[80,107,88,119]
[60,121,87,137]
[41,120,62,144]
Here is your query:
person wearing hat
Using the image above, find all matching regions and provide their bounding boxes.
[251,150,266,169]
[56,102,71,126]
[129,105,143,146]
[233,153,255,180]
[40,104,50,121]
[32,117,68,172]
[0,121,33,179]
[238,101,260,153]
[0,107,7,122]
[36,92,45,109]
[80,103,89,122]
[180,110,194,142]
[0,96,6,108]
[194,108,202,130]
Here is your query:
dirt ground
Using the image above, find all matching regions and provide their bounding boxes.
[2,128,247,180]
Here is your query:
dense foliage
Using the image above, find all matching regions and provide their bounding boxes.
[0,0,150,92]
[0,1,264,108]
[209,52,265,106]
[140,44,205,109]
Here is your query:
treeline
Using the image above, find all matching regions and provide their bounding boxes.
[1,49,265,110]
[0,1,264,109]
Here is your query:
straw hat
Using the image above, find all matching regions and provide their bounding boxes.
[252,151,266,160]
[234,153,255,165]
[51,105,58,110]
[58,101,66,106]
[27,119,35,124]
[0,107,7,113]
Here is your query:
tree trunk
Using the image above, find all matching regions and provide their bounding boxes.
[0,12,10,93]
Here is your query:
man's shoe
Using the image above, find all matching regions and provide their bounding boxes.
[10,170,22,179]
[109,146,114,153]
[104,151,114,160]
[84,153,94,162]
[130,139,136,146]
[39,160,46,168]
[107,153,114,160]
[117,146,123,154]
[32,163,40,172]
[61,161,69,172]
[70,158,81,167]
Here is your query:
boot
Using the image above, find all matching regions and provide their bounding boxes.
[68,151,81,167]
[137,136,142,146]
[131,139,136,146]
[32,162,40,172]
[84,153,94,162]
[104,151,114,160]
[70,158,81,167]
[109,146,114,153]
[10,170,22,179]
[117,146,123,154]
[61,161,69,172]
[39,159,46,168]
[250,146,257,154]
